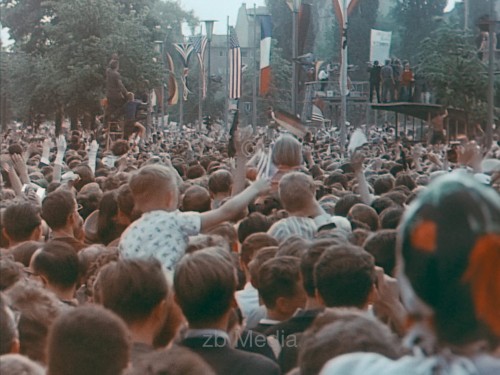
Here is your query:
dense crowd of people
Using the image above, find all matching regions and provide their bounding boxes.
[0,116,499,374]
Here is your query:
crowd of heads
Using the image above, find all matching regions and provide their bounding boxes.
[0,118,499,374]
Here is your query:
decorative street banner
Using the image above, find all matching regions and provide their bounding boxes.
[370,29,392,63]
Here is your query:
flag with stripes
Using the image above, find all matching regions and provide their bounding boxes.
[191,36,208,98]
[311,105,324,124]
[173,43,194,100]
[166,53,178,106]
[229,27,242,99]
[260,15,272,96]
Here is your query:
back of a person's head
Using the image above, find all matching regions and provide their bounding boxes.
[129,164,176,204]
[315,245,375,308]
[186,164,206,180]
[32,241,79,291]
[96,258,168,325]
[10,241,43,267]
[208,169,233,195]
[129,345,215,375]
[174,249,236,326]
[207,223,238,251]
[333,194,362,217]
[347,204,380,232]
[301,239,339,298]
[370,196,395,215]
[272,134,303,167]
[373,174,395,196]
[324,172,348,190]
[182,185,211,213]
[240,233,278,268]
[279,172,316,213]
[0,255,22,291]
[1,202,41,244]
[248,246,278,289]
[395,172,416,191]
[299,309,400,375]
[0,293,18,355]
[42,190,75,230]
[379,206,404,229]
[348,228,370,247]
[47,305,130,375]
[276,235,311,258]
[237,212,271,243]
[0,354,45,375]
[257,256,304,310]
[7,280,65,364]
[363,229,397,277]
[382,191,406,206]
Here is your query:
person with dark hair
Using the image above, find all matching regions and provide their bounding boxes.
[6,280,66,364]
[368,60,381,103]
[429,108,448,146]
[123,92,146,144]
[237,212,271,244]
[0,293,19,355]
[95,258,169,365]
[105,57,128,122]
[41,190,85,252]
[379,206,403,229]
[315,245,376,309]
[236,233,278,321]
[181,185,211,213]
[208,169,234,209]
[254,256,306,335]
[373,174,395,196]
[300,309,401,375]
[175,248,280,375]
[47,305,130,375]
[347,204,380,232]
[29,241,80,305]
[381,59,394,103]
[370,196,396,215]
[363,229,397,277]
[333,194,363,217]
[1,202,42,248]
[127,346,215,375]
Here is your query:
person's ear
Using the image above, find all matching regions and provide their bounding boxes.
[230,296,238,309]
[10,338,20,354]
[367,283,379,307]
[315,288,325,307]
[2,227,12,244]
[39,274,49,287]
[30,224,43,241]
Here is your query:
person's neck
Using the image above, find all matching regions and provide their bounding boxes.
[287,200,325,219]
[188,313,230,332]
[137,201,174,214]
[128,321,157,347]
[51,227,76,240]
[265,308,289,322]
[49,285,76,302]
[305,296,323,310]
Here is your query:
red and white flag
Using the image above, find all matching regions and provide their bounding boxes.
[259,15,272,96]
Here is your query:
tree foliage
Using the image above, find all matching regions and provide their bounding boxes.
[390,0,447,60]
[417,24,489,122]
[1,0,197,126]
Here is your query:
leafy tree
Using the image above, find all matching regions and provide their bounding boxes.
[391,0,447,60]
[416,24,490,124]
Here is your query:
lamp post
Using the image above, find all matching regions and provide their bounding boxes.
[154,40,164,131]
[292,0,301,116]
[203,20,216,126]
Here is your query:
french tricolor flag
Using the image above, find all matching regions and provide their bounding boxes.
[259,15,272,96]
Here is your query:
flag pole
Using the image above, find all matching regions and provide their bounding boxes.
[340,0,348,154]
[225,16,230,131]
[252,3,258,133]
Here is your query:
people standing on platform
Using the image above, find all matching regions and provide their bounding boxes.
[318,69,329,92]
[381,60,394,103]
[392,59,402,102]
[429,108,448,145]
[400,63,414,102]
[123,92,146,146]
[368,61,382,103]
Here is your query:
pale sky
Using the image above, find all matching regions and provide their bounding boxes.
[179,0,266,34]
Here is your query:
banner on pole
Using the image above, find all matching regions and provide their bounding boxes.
[369,29,392,63]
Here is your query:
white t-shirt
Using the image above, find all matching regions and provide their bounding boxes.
[119,210,201,271]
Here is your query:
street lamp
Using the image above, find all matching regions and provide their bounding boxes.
[292,0,301,116]
[203,20,216,113]
[154,40,165,131]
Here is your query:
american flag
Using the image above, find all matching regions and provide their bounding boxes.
[191,36,208,98]
[229,27,241,99]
